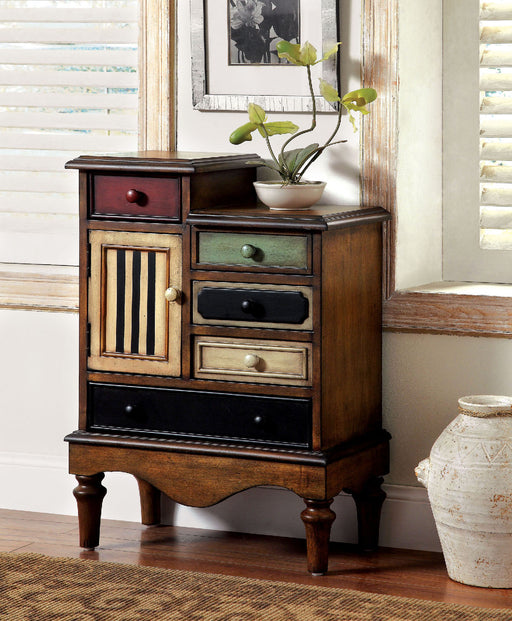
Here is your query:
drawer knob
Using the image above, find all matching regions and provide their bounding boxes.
[241,299,255,313]
[253,415,263,425]
[241,244,257,258]
[124,404,136,415]
[165,286,181,303]
[125,189,143,205]
[244,353,260,369]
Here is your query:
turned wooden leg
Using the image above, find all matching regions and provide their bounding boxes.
[73,473,107,550]
[351,476,386,552]
[300,499,336,576]
[136,477,161,526]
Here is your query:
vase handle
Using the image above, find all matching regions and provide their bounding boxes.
[415,458,431,489]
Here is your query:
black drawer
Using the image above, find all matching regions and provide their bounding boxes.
[197,287,309,324]
[88,383,311,449]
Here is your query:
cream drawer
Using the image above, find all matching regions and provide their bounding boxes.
[193,337,313,386]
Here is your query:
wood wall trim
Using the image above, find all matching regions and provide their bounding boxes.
[361,0,512,336]
[383,290,512,338]
[0,266,78,313]
[139,0,176,151]
[361,0,399,299]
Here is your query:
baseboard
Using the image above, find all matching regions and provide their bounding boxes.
[0,452,441,552]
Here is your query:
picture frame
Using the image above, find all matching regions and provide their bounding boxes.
[190,0,340,112]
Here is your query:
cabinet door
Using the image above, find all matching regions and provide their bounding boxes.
[88,230,182,376]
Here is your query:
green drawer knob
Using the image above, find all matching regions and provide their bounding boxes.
[241,244,257,258]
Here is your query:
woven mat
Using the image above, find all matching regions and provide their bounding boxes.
[0,552,510,620]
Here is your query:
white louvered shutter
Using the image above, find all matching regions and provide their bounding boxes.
[0,0,139,266]
[480,1,512,250]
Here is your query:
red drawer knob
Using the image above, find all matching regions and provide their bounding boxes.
[126,189,142,204]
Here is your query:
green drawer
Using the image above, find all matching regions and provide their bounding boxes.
[196,232,310,271]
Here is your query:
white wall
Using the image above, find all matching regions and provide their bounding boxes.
[178,0,363,205]
[2,0,511,555]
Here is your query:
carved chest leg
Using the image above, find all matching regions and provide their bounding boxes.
[300,498,336,575]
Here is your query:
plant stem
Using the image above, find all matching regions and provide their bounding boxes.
[279,64,317,182]
[260,125,282,172]
[298,105,344,180]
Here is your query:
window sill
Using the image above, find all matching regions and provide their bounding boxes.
[0,264,78,313]
[383,281,512,338]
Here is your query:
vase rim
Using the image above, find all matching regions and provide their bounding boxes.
[458,394,512,417]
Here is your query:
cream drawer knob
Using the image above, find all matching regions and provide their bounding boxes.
[244,353,260,369]
[241,244,257,258]
[165,286,181,303]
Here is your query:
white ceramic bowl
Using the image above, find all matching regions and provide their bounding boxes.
[254,181,326,210]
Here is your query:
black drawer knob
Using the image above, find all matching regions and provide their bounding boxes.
[253,415,263,425]
[124,404,137,415]
[241,299,255,313]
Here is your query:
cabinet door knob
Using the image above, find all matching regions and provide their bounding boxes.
[165,287,181,303]
[244,353,260,368]
[126,189,143,204]
[241,244,257,258]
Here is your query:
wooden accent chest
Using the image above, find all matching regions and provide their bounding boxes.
[65,151,391,575]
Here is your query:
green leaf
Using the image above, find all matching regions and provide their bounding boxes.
[276,40,301,65]
[248,103,266,125]
[320,42,342,62]
[347,112,358,133]
[293,143,319,169]
[229,122,258,145]
[262,121,299,136]
[341,87,377,112]
[282,144,318,171]
[319,79,340,103]
[299,42,317,66]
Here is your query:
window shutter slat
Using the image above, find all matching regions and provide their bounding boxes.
[480,116,512,136]
[481,25,512,43]
[480,46,512,66]
[0,8,138,22]
[481,162,512,180]
[0,25,137,44]
[0,171,77,194]
[481,205,512,228]
[0,93,138,109]
[481,2,512,20]
[0,192,75,214]
[481,184,512,204]
[0,69,138,88]
[0,132,136,151]
[0,111,137,131]
[480,2,512,250]
[480,229,512,249]
[1,49,137,65]
[481,94,512,113]
[0,0,139,266]
[480,67,512,89]
[481,140,512,159]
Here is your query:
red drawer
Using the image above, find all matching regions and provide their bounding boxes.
[92,174,181,220]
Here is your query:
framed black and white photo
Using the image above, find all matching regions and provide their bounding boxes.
[191,0,339,112]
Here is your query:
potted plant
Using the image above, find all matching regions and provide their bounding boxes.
[229,40,377,210]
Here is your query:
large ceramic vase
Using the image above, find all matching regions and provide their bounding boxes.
[416,395,512,588]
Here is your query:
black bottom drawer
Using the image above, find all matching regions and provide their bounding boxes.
[88,383,311,449]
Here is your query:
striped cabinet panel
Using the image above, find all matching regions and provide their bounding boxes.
[88,231,182,376]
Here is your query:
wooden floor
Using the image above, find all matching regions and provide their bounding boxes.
[1,508,511,611]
